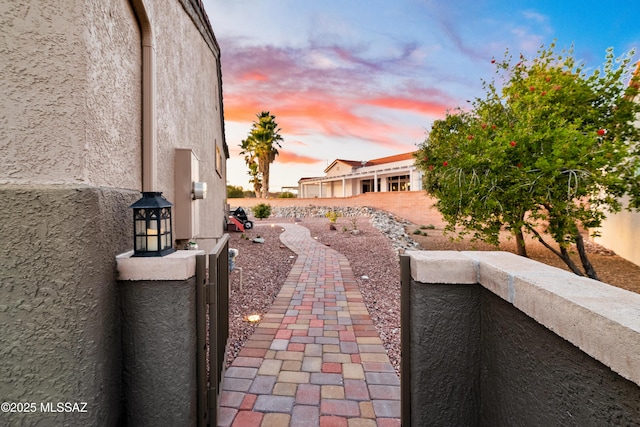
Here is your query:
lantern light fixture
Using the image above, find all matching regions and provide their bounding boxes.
[129,191,176,257]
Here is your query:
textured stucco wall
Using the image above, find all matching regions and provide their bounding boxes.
[408,283,481,427]
[84,0,142,189]
[480,289,640,427]
[147,0,227,248]
[119,277,197,426]
[0,185,138,426]
[0,1,87,184]
[406,280,640,426]
[0,0,142,188]
[0,0,226,240]
[1,0,226,424]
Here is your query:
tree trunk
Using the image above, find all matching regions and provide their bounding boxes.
[525,224,584,276]
[559,246,585,277]
[262,163,270,198]
[575,232,600,281]
[514,227,528,257]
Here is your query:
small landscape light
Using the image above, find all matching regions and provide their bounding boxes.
[129,192,175,257]
[246,314,261,323]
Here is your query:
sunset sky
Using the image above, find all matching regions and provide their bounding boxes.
[203,0,639,192]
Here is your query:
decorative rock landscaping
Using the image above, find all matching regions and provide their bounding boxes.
[246,205,420,253]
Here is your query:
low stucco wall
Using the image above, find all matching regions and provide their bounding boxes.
[0,185,137,426]
[119,277,197,426]
[403,251,640,427]
[230,191,446,228]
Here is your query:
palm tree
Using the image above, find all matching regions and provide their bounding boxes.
[239,111,283,198]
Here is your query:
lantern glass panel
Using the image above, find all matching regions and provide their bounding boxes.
[136,236,146,251]
[135,220,146,235]
[147,234,158,252]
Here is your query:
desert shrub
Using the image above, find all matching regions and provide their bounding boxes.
[253,203,272,219]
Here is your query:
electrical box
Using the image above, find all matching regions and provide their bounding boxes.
[174,148,201,240]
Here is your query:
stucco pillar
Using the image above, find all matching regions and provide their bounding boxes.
[117,250,203,427]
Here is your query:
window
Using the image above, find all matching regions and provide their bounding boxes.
[387,175,410,192]
[215,144,222,177]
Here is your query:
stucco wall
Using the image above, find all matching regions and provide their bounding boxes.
[594,196,640,267]
[408,283,481,426]
[0,185,137,426]
[403,251,640,426]
[120,277,197,426]
[85,0,142,189]
[1,0,226,242]
[0,0,141,188]
[1,0,227,424]
[479,289,640,426]
[1,1,87,184]
[147,0,227,247]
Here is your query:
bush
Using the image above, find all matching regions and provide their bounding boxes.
[227,185,244,198]
[252,203,272,219]
[278,191,296,198]
[325,211,341,223]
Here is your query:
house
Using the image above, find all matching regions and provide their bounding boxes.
[0,1,227,424]
[298,151,422,198]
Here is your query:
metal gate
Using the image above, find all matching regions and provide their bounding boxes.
[195,234,230,427]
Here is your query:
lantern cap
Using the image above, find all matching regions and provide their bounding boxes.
[129,191,173,209]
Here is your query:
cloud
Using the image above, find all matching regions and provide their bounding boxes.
[218,36,457,154]
[277,151,323,164]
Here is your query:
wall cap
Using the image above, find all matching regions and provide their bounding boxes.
[406,250,477,284]
[407,250,640,387]
[116,250,205,281]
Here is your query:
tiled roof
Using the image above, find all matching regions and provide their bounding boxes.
[323,151,417,173]
[367,152,416,165]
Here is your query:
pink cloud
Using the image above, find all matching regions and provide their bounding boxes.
[363,96,449,116]
[218,38,458,153]
[277,151,323,164]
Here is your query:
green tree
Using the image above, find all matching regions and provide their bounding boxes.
[239,111,283,198]
[227,185,245,198]
[416,44,640,280]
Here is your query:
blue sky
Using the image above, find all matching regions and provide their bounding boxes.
[203,0,640,192]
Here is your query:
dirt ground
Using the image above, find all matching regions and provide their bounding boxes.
[405,223,640,294]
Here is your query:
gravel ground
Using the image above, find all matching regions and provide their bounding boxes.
[226,213,640,376]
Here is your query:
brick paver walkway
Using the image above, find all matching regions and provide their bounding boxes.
[218,223,401,427]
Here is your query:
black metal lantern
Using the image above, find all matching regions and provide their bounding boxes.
[129,192,176,257]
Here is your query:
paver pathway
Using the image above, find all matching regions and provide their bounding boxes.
[218,223,401,427]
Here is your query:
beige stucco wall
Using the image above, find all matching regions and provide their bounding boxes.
[325,162,355,177]
[148,0,227,245]
[0,0,142,188]
[594,199,640,267]
[85,0,142,189]
[0,0,226,243]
